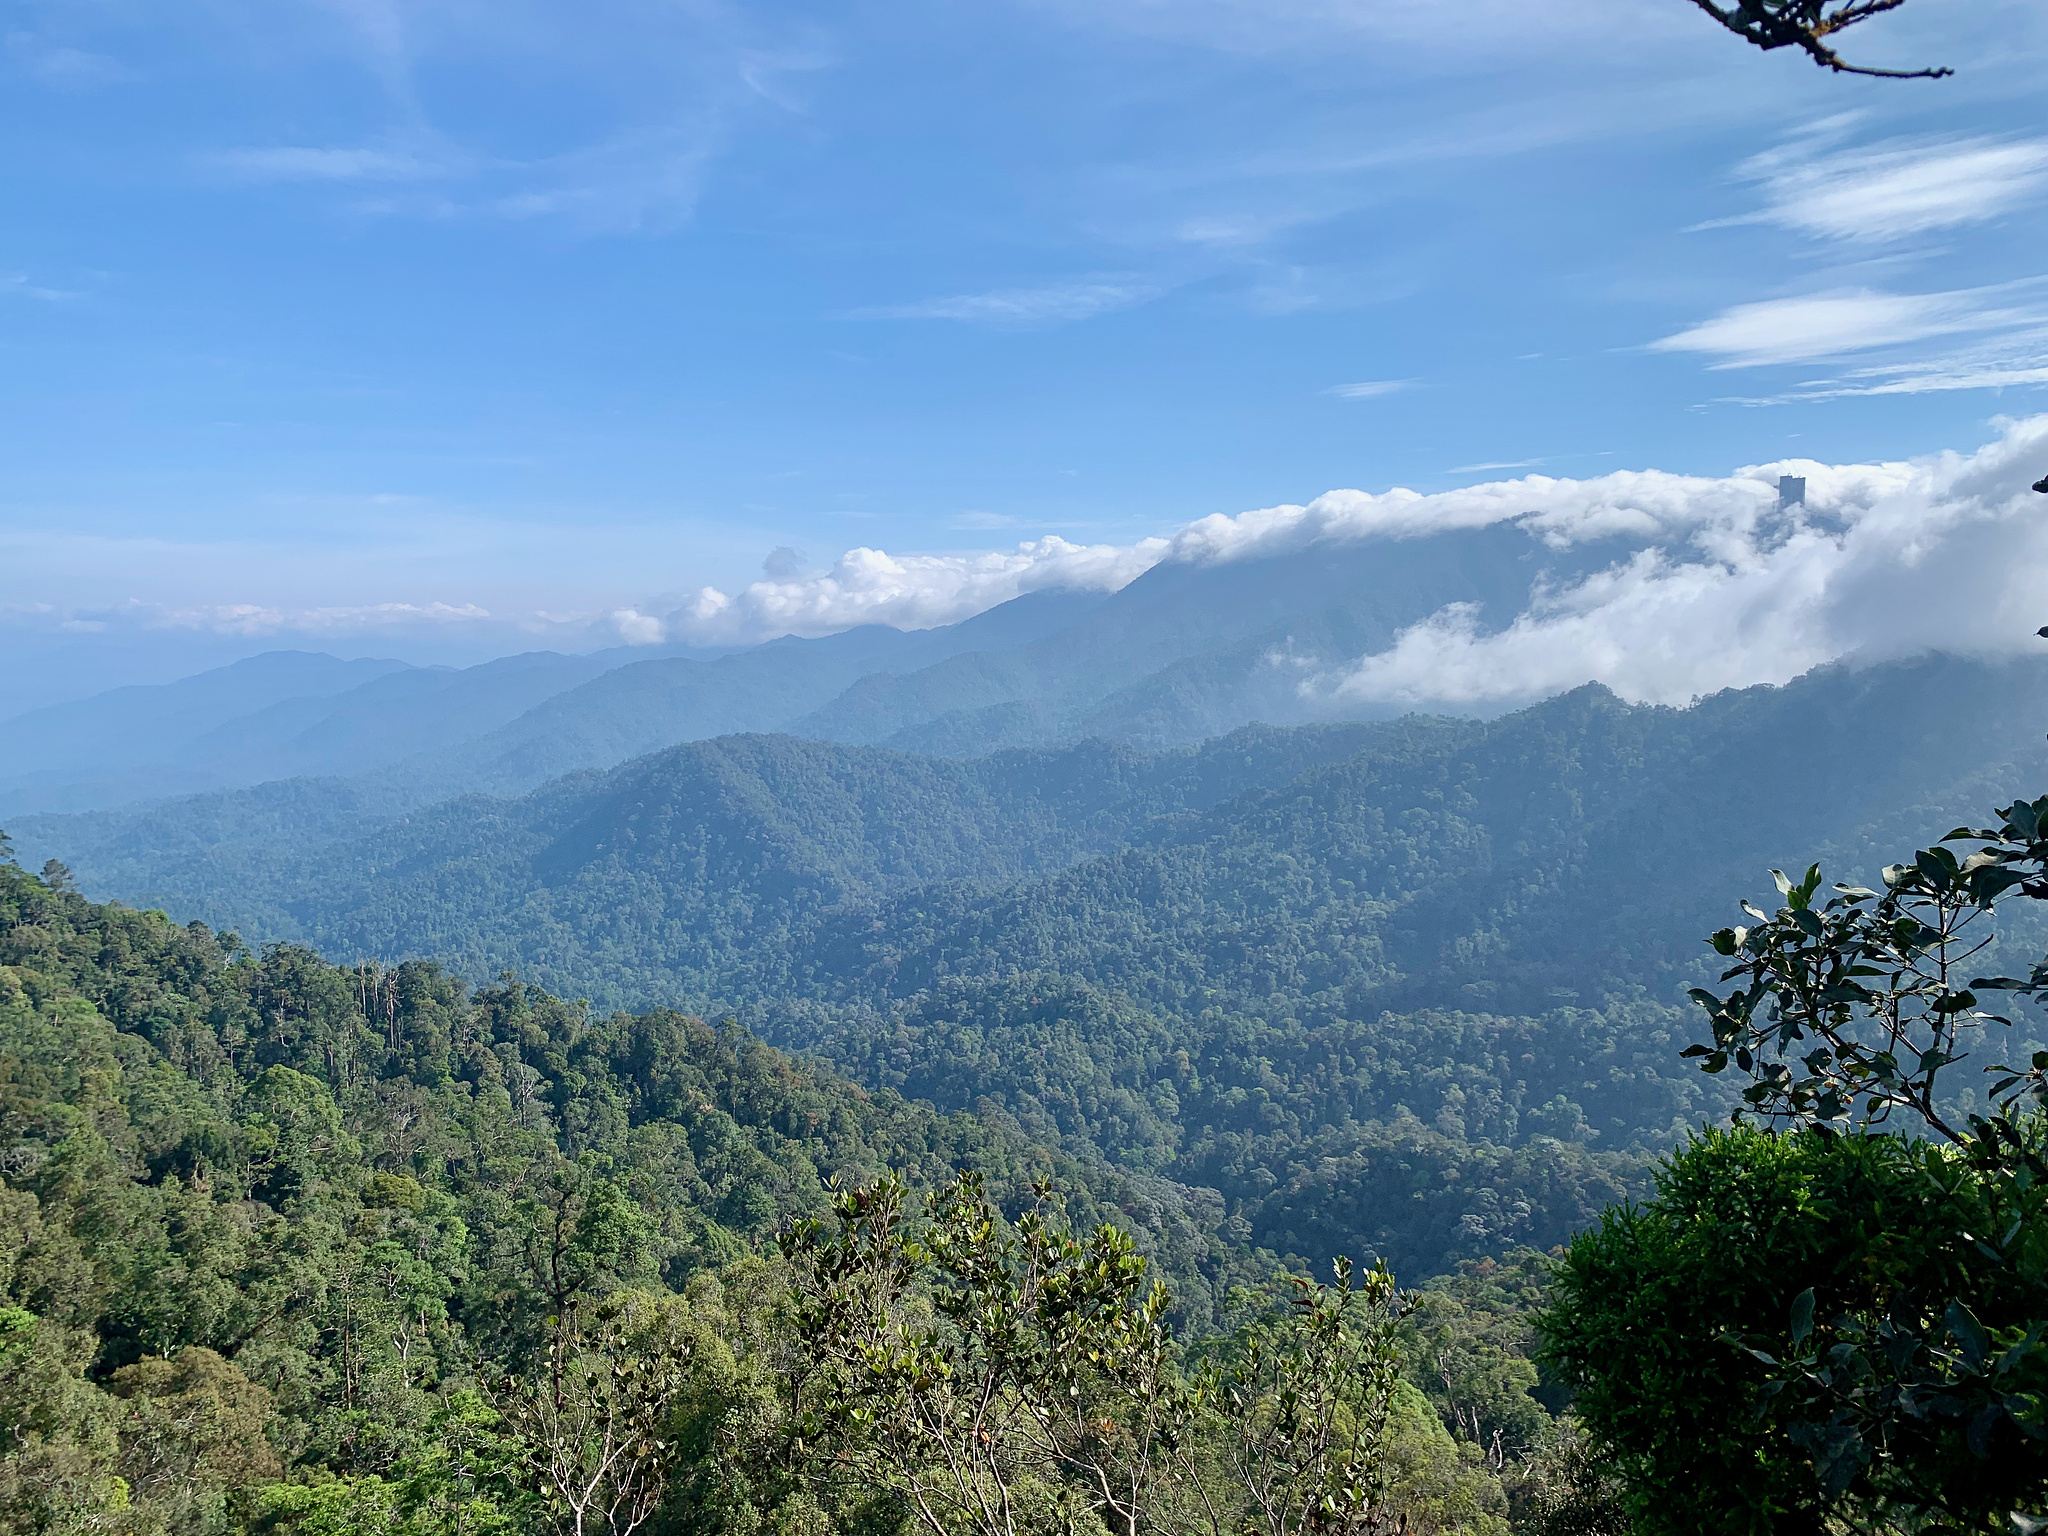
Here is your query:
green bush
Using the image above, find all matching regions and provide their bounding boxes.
[1541,1124,2047,1533]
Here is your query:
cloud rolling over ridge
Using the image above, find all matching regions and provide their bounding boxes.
[650,415,2048,716]
[617,535,1172,645]
[1319,414,2048,709]
[14,422,2046,728]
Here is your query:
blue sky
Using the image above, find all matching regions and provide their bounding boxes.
[2,0,2046,711]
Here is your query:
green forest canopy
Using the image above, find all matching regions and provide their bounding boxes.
[0,855,1573,1535]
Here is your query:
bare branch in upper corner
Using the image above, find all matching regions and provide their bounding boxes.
[1682,0,1953,79]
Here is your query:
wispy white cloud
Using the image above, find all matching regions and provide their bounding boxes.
[0,272,75,302]
[38,598,497,638]
[203,123,727,232]
[1328,379,1413,400]
[477,122,723,232]
[1659,124,2048,402]
[9,39,138,87]
[852,279,1163,325]
[1701,131,2048,243]
[1076,53,1801,276]
[1650,281,2048,369]
[1447,459,1542,473]
[1041,0,1698,71]
[1716,329,2048,404]
[208,145,453,183]
[174,3,834,234]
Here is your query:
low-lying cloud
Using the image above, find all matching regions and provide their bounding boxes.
[1318,413,2048,710]
[16,420,2046,726]
[617,535,1170,646]
[619,416,2048,724]
[623,463,1806,649]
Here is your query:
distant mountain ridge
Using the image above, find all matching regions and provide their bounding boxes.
[0,651,417,812]
[28,652,2048,1010]
[24,650,2048,1138]
[0,520,1633,819]
[789,523,1565,752]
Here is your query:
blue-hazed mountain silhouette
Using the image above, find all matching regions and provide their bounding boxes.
[0,521,1629,818]
[0,651,417,812]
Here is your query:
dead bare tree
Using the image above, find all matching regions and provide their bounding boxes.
[500,1295,691,1536]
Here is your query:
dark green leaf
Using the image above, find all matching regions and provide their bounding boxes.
[1789,1288,1815,1346]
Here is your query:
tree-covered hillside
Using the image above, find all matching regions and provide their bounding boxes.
[0,857,1250,1329]
[2,858,1588,1535]
[0,857,1259,1525]
[50,654,2045,1029]
[22,721,1415,976]
[769,655,2048,1020]
[28,652,2048,1286]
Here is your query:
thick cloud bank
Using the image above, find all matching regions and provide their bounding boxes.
[635,415,2048,713]
[20,422,2041,725]
[616,535,1170,646]
[1319,414,2048,709]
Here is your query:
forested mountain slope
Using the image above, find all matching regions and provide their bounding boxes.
[787,524,1589,754]
[0,858,1251,1349]
[0,849,1623,1347]
[772,654,2048,1022]
[0,857,1579,1534]
[0,592,1108,818]
[24,650,2047,1283]
[25,723,1413,980]
[57,652,2038,1027]
[408,591,1111,799]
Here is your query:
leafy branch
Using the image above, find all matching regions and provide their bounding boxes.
[498,1296,692,1536]
[1683,796,2048,1516]
[1684,793,2048,1143]
[1207,1257,1413,1536]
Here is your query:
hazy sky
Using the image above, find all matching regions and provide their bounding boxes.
[3,0,2046,710]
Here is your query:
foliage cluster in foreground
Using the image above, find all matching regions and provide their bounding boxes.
[1545,797,2048,1531]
